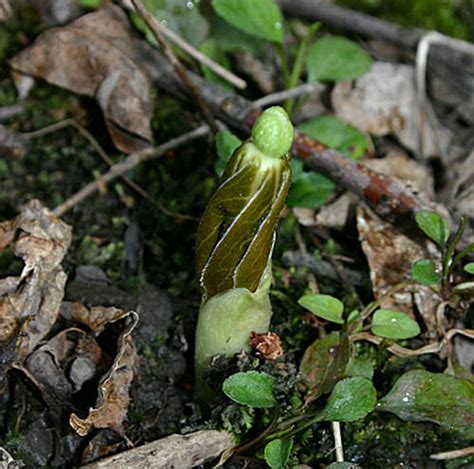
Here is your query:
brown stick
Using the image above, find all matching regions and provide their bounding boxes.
[53,124,209,217]
[138,45,428,232]
[130,0,218,134]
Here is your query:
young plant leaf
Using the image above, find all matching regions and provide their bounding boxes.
[200,39,233,91]
[214,130,241,175]
[299,115,369,159]
[321,377,377,421]
[212,0,284,43]
[138,0,209,47]
[411,259,440,285]
[300,332,350,403]
[222,371,275,408]
[298,294,344,324]
[306,36,372,82]
[371,309,420,340]
[378,370,474,438]
[464,262,474,274]
[264,438,293,469]
[415,210,450,247]
[287,161,335,208]
[346,357,374,380]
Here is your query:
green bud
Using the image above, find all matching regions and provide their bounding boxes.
[251,106,294,158]
[195,106,293,399]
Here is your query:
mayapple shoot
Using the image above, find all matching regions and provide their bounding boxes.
[195,107,293,397]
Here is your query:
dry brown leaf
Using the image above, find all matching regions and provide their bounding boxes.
[81,429,235,469]
[332,62,454,160]
[0,200,71,388]
[70,311,138,436]
[9,4,153,153]
[357,205,441,336]
[61,301,131,334]
[26,328,102,405]
[250,331,284,360]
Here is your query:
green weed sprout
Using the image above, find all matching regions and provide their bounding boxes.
[195,107,293,398]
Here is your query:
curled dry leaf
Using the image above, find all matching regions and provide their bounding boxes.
[357,205,440,336]
[0,200,71,388]
[250,331,284,360]
[70,311,138,436]
[25,328,102,407]
[9,3,153,153]
[61,301,132,335]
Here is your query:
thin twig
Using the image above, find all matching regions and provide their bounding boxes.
[430,446,474,460]
[252,83,324,109]
[21,118,74,139]
[130,0,218,133]
[23,118,195,220]
[415,32,474,159]
[331,421,344,462]
[121,0,246,90]
[53,124,209,217]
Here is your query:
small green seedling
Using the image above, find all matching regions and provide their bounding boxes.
[412,211,474,294]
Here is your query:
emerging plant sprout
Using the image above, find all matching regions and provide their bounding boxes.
[195,106,293,398]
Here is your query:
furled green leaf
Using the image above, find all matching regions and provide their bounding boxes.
[214,131,241,175]
[196,144,291,298]
[264,438,293,469]
[464,262,474,274]
[287,161,335,208]
[371,309,420,339]
[223,371,275,408]
[306,36,372,82]
[322,377,377,421]
[346,357,374,380]
[299,115,369,159]
[212,0,284,43]
[411,259,440,285]
[298,294,344,324]
[415,210,450,247]
[378,370,474,438]
[138,0,209,46]
[300,332,350,403]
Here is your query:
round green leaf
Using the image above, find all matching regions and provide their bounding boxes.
[299,116,369,159]
[287,169,335,209]
[306,36,372,82]
[298,294,344,324]
[415,210,450,247]
[346,357,374,380]
[371,309,420,340]
[212,0,284,43]
[264,438,293,469]
[222,371,275,408]
[411,259,440,285]
[464,262,474,274]
[322,377,377,421]
[378,370,474,438]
